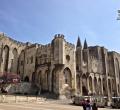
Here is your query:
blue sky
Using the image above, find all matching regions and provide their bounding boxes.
[0,0,120,52]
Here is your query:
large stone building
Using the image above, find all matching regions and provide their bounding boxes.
[0,32,120,98]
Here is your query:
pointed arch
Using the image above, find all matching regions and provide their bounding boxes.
[94,77,97,94]
[44,70,49,91]
[3,45,9,72]
[63,67,72,87]
[11,48,18,73]
[89,76,93,93]
[32,72,35,83]
[103,78,106,95]
[82,74,88,95]
[98,78,102,94]
[108,79,111,94]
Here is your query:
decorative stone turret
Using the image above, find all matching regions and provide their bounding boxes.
[83,39,90,73]
[76,36,83,72]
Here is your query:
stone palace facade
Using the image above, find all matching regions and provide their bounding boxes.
[0,33,120,98]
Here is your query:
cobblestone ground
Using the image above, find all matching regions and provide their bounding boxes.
[0,100,119,110]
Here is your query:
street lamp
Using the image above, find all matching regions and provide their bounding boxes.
[117,10,120,20]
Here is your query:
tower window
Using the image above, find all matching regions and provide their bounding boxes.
[66,55,70,62]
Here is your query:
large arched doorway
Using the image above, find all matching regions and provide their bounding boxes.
[62,67,72,98]
[82,74,88,96]
[3,45,9,72]
[51,69,57,93]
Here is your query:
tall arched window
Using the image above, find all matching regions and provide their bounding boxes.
[3,45,9,72]
[12,48,18,73]
[82,74,88,95]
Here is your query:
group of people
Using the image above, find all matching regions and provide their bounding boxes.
[82,100,98,110]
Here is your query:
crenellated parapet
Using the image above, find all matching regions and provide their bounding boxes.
[0,32,26,47]
[40,43,51,49]
[54,34,65,39]
[65,41,75,49]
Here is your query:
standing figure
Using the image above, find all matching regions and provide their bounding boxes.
[82,99,86,110]
[86,100,92,110]
[92,103,98,110]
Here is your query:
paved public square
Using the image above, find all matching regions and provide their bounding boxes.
[0,101,119,110]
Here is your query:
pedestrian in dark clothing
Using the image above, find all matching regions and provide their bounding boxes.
[86,100,92,110]
[92,103,98,110]
[82,100,86,110]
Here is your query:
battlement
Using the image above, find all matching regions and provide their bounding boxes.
[65,41,75,49]
[54,34,65,39]
[41,43,51,49]
[109,51,120,57]
[0,32,26,46]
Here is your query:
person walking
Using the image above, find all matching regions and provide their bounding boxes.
[82,100,86,110]
[86,100,92,110]
[92,103,98,110]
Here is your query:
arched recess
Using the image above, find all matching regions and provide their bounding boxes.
[94,77,97,94]
[98,78,102,95]
[44,70,49,91]
[89,76,93,94]
[103,78,106,95]
[37,71,42,85]
[112,79,116,93]
[32,72,35,83]
[76,74,80,91]
[3,45,9,72]
[11,48,18,73]
[19,50,25,79]
[82,74,88,96]
[51,69,57,93]
[24,76,29,82]
[115,58,120,79]
[118,84,120,94]
[108,79,111,94]
[63,67,72,88]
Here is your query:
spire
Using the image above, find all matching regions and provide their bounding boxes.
[83,38,88,49]
[76,36,82,47]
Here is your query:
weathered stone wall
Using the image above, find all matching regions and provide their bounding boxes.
[1,32,120,99]
[24,44,38,82]
[0,33,26,75]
